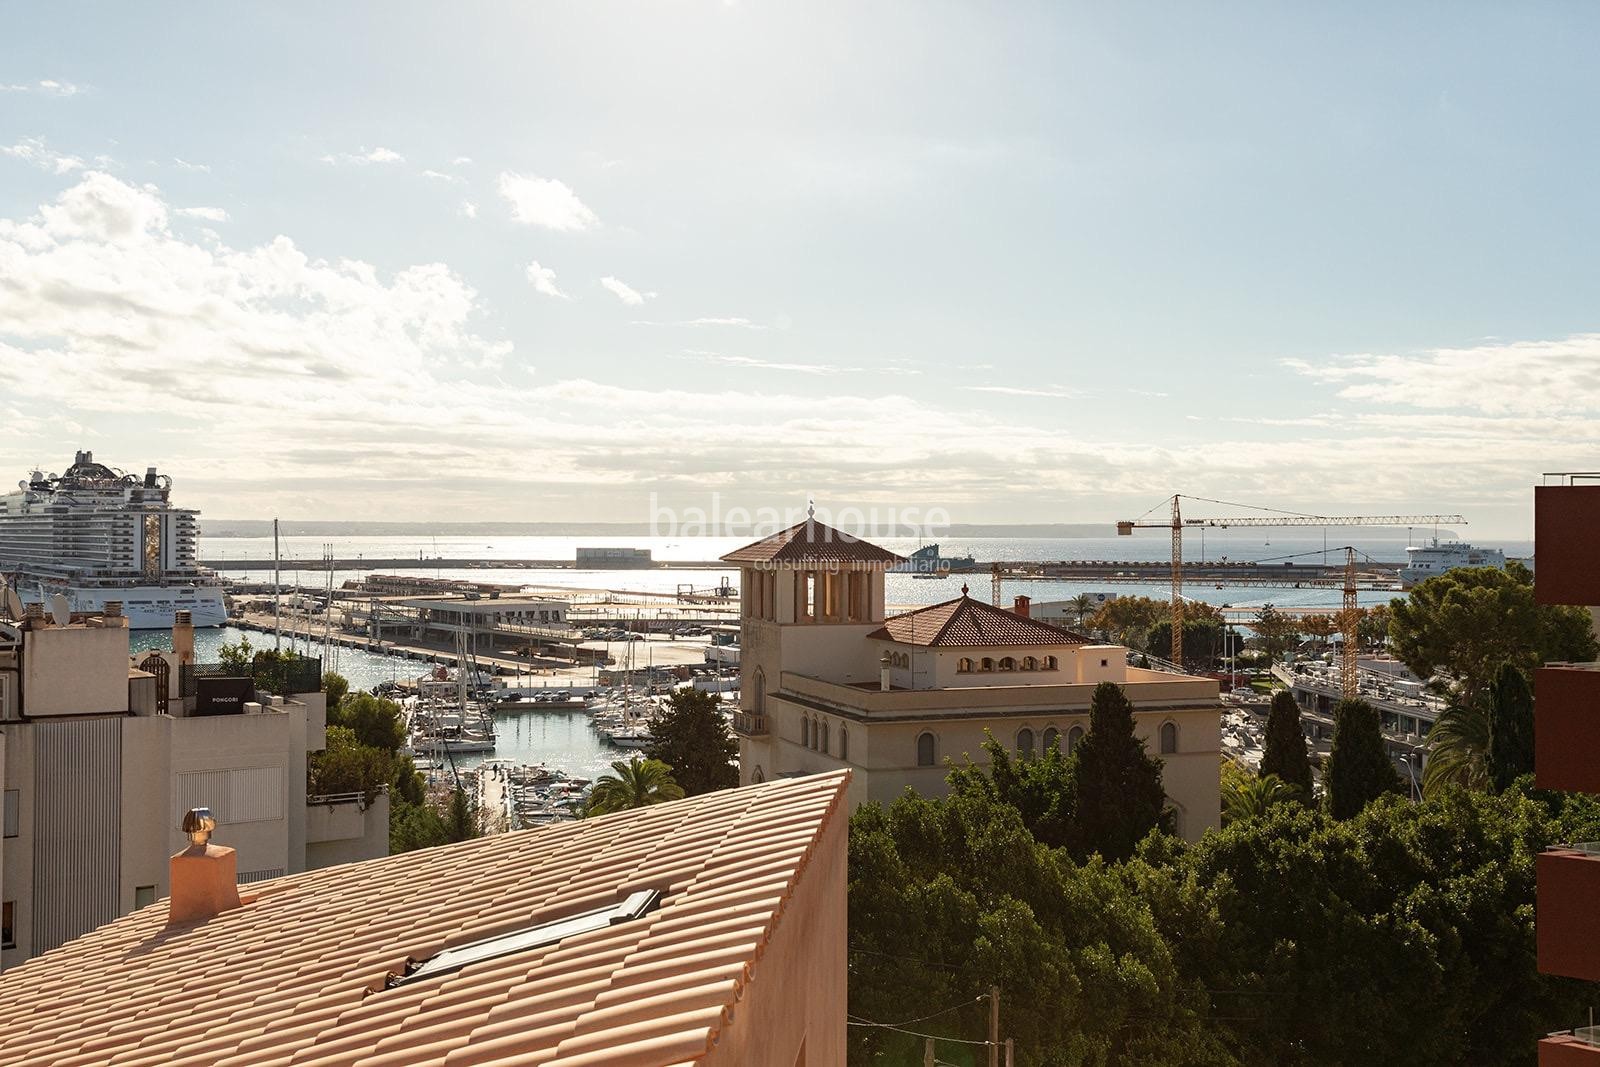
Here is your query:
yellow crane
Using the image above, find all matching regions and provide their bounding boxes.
[1117,495,1467,694]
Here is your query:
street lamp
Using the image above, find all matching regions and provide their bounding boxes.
[1398,753,1421,803]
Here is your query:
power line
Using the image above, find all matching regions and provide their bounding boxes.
[849,997,984,1029]
[846,1017,991,1046]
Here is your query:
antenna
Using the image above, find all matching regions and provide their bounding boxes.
[48,593,71,626]
[1,583,22,622]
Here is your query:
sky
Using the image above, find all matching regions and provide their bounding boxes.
[1,3,1597,537]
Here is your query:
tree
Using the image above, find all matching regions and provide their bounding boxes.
[946,731,1076,848]
[1358,603,1391,650]
[645,688,738,796]
[217,635,254,673]
[389,798,450,853]
[1422,697,1490,797]
[1068,592,1097,626]
[1144,618,1224,673]
[1487,662,1535,792]
[585,758,685,816]
[333,692,407,752]
[1324,699,1401,819]
[1298,613,1338,642]
[1388,562,1596,701]
[1068,682,1168,860]
[1250,604,1300,665]
[308,726,394,804]
[1086,595,1167,646]
[1260,690,1314,799]
[1220,765,1300,826]
[322,671,350,716]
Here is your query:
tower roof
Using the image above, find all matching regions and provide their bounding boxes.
[720,519,905,567]
[869,592,1091,647]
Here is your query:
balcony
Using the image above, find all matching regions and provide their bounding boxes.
[1541,1029,1600,1065]
[1537,845,1600,981]
[1536,666,1600,794]
[1535,483,1600,606]
[732,711,769,736]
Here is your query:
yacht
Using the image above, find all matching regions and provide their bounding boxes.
[1398,539,1507,588]
[0,451,226,627]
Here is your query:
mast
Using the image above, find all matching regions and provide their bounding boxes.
[273,518,282,651]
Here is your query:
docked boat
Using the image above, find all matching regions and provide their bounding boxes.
[0,451,226,627]
[890,543,977,576]
[1398,540,1508,587]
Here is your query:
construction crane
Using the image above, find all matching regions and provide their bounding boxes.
[1116,495,1468,673]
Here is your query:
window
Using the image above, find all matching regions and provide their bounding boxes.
[753,669,766,714]
[1067,725,1084,753]
[840,727,849,761]
[1021,656,1037,671]
[957,658,973,673]
[1,901,13,949]
[1016,728,1035,757]
[916,732,936,767]
[1044,656,1059,670]
[998,657,1016,672]
[1042,727,1059,753]
[134,885,157,909]
[1100,658,1109,668]
[819,721,829,754]
[980,658,994,672]
[1160,721,1178,754]
[802,717,811,748]
[3,789,17,838]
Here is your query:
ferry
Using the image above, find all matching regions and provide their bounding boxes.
[890,543,978,576]
[0,451,226,627]
[1398,540,1508,588]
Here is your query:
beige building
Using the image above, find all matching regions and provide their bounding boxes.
[0,769,851,1067]
[724,520,1222,840]
[0,606,385,969]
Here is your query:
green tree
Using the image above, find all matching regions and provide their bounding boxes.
[321,671,350,716]
[1068,682,1168,860]
[585,758,685,816]
[1250,604,1300,665]
[1422,697,1490,797]
[333,692,407,752]
[1086,595,1168,645]
[1358,603,1391,650]
[1144,617,1224,672]
[645,688,738,795]
[1068,592,1097,626]
[308,726,394,804]
[1487,662,1535,792]
[1260,690,1314,798]
[217,634,254,673]
[946,731,1076,849]
[1325,698,1401,819]
[1220,764,1300,826]
[1388,562,1596,700]
[389,798,450,853]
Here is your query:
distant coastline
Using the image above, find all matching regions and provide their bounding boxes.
[203,520,1128,538]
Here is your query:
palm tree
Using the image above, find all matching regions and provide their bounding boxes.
[1221,764,1301,826]
[1422,697,1490,797]
[585,757,685,816]
[1069,593,1096,627]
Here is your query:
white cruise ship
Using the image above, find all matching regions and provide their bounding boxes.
[0,451,226,628]
[1398,539,1507,588]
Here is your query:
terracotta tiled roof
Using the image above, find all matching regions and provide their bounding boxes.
[868,594,1091,647]
[0,771,850,1067]
[720,520,904,566]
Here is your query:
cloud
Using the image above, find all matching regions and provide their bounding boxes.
[497,172,598,231]
[172,158,211,173]
[2,138,84,174]
[599,276,655,305]
[459,200,478,219]
[175,206,228,222]
[421,169,462,183]
[526,261,569,300]
[321,146,404,166]
[1,80,82,97]
[634,316,767,329]
[686,352,860,375]
[963,384,1081,399]
[451,156,474,166]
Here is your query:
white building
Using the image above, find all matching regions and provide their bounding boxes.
[0,606,385,969]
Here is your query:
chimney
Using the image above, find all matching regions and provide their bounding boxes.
[23,601,46,628]
[168,808,241,926]
[102,601,127,628]
[1013,595,1031,618]
[172,611,195,665]
[879,650,892,692]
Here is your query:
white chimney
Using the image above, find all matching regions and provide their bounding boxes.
[880,650,892,692]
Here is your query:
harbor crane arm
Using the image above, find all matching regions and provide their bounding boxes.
[1115,495,1467,669]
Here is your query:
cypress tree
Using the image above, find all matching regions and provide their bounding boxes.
[1260,690,1314,800]
[1069,681,1168,860]
[1487,662,1535,792]
[1324,698,1401,819]
[646,688,739,796]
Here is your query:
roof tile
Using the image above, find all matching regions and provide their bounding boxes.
[870,594,1092,647]
[720,520,905,567]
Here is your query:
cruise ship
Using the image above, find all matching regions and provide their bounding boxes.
[0,451,226,628]
[1398,539,1507,588]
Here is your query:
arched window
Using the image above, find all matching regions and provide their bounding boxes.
[1067,725,1084,753]
[980,658,995,672]
[897,653,909,669]
[820,721,830,753]
[1160,721,1178,754]
[753,668,766,714]
[1042,726,1059,753]
[957,657,973,673]
[840,726,849,761]
[801,717,811,748]
[916,732,936,767]
[1017,728,1035,757]
[751,764,766,783]
[1044,656,1059,670]
[1021,656,1037,671]
[998,657,1016,672]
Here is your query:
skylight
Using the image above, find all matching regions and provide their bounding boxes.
[388,888,661,988]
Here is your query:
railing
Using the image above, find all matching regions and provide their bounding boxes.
[732,711,769,736]
[180,653,323,697]
[307,786,385,808]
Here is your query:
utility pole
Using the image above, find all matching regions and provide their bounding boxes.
[924,1037,935,1067]
[988,986,1000,1067]
[1005,1038,1014,1067]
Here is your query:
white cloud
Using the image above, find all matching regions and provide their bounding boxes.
[421,169,461,183]
[963,384,1081,399]
[688,352,860,375]
[175,206,228,222]
[526,261,569,300]
[451,156,474,166]
[1,80,82,97]
[1286,334,1600,416]
[172,157,211,173]
[599,276,655,305]
[321,146,404,166]
[634,316,766,329]
[459,200,478,219]
[497,172,598,231]
[2,138,84,174]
